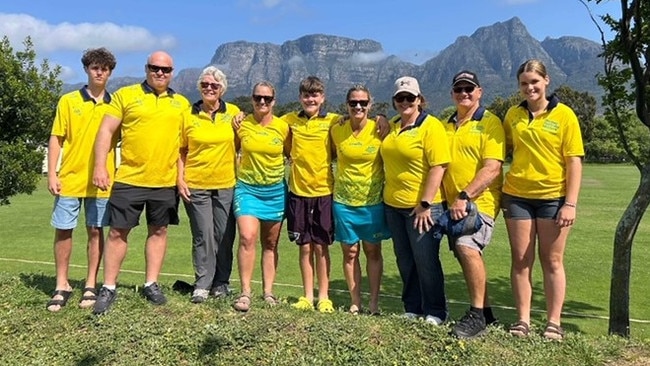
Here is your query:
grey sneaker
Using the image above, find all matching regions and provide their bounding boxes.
[424,315,445,325]
[93,287,117,315]
[143,282,167,305]
[191,289,209,303]
[210,284,232,298]
[452,310,487,339]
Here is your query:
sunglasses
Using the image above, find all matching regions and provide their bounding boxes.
[347,100,369,108]
[453,86,476,94]
[147,64,173,74]
[200,82,222,90]
[252,94,274,103]
[393,94,418,103]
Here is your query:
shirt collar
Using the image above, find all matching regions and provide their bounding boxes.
[78,86,112,103]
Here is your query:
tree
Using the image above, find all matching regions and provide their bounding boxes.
[582,0,650,336]
[0,36,61,205]
[486,92,521,121]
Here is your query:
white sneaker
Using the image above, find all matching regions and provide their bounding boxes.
[425,315,444,325]
[402,312,421,320]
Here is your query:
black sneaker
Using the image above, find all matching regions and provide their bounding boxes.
[210,284,232,299]
[452,310,487,339]
[93,287,117,315]
[143,282,167,305]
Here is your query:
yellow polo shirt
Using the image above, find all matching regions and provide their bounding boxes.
[381,112,451,208]
[282,110,340,197]
[503,96,584,199]
[51,87,116,198]
[237,114,290,185]
[443,107,505,218]
[106,82,190,188]
[330,118,384,206]
[181,100,240,189]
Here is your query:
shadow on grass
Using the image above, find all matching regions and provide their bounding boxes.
[328,268,605,334]
[19,272,142,296]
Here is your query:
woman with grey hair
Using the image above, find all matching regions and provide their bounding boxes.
[178,66,245,303]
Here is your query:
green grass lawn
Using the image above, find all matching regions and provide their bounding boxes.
[0,164,649,364]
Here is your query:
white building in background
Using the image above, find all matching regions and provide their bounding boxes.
[42,147,121,173]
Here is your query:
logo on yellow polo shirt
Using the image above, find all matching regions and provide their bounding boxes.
[542,120,560,134]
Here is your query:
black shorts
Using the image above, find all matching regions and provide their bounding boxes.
[286,192,333,245]
[109,182,179,229]
[501,193,564,220]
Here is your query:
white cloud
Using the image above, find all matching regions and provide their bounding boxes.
[58,65,77,82]
[348,51,387,65]
[0,13,176,53]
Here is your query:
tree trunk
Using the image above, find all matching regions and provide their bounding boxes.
[609,163,650,336]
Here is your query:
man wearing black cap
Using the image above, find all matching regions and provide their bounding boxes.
[442,70,505,338]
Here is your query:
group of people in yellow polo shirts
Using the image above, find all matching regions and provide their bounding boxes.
[46,48,583,341]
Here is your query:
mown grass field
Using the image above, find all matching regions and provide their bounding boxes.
[0,164,649,365]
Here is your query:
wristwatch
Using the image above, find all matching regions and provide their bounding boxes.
[458,191,471,201]
[419,200,431,209]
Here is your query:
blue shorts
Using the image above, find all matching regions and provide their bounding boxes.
[234,180,286,222]
[51,196,109,230]
[333,202,391,244]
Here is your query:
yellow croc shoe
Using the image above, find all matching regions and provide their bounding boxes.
[291,296,314,311]
[317,298,334,314]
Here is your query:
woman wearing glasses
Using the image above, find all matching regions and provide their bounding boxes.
[380,76,451,325]
[330,85,390,315]
[232,81,291,312]
[178,66,243,303]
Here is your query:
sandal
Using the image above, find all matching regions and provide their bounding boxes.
[46,289,73,312]
[262,293,279,306]
[79,287,98,309]
[509,320,530,338]
[317,298,334,314]
[543,322,565,340]
[233,293,251,312]
[349,304,360,315]
[291,296,314,311]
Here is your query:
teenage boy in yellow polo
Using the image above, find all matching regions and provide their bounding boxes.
[46,47,117,312]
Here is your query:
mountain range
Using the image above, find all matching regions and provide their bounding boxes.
[65,17,605,113]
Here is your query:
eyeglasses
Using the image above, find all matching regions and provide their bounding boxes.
[252,94,274,103]
[393,94,418,103]
[453,86,476,94]
[147,64,173,74]
[347,100,369,108]
[200,82,222,90]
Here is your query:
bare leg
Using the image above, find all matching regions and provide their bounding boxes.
[298,244,314,301]
[455,245,486,308]
[506,218,537,325]
[236,216,259,295]
[314,243,331,301]
[78,226,104,308]
[341,243,361,310]
[49,228,74,311]
[102,227,131,286]
[260,220,282,295]
[537,219,570,325]
[144,225,168,284]
[362,241,383,314]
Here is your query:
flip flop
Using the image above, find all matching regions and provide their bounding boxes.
[79,287,98,309]
[46,289,73,312]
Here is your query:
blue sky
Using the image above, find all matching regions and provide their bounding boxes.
[1,0,620,83]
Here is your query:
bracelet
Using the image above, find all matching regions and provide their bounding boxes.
[564,202,577,208]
